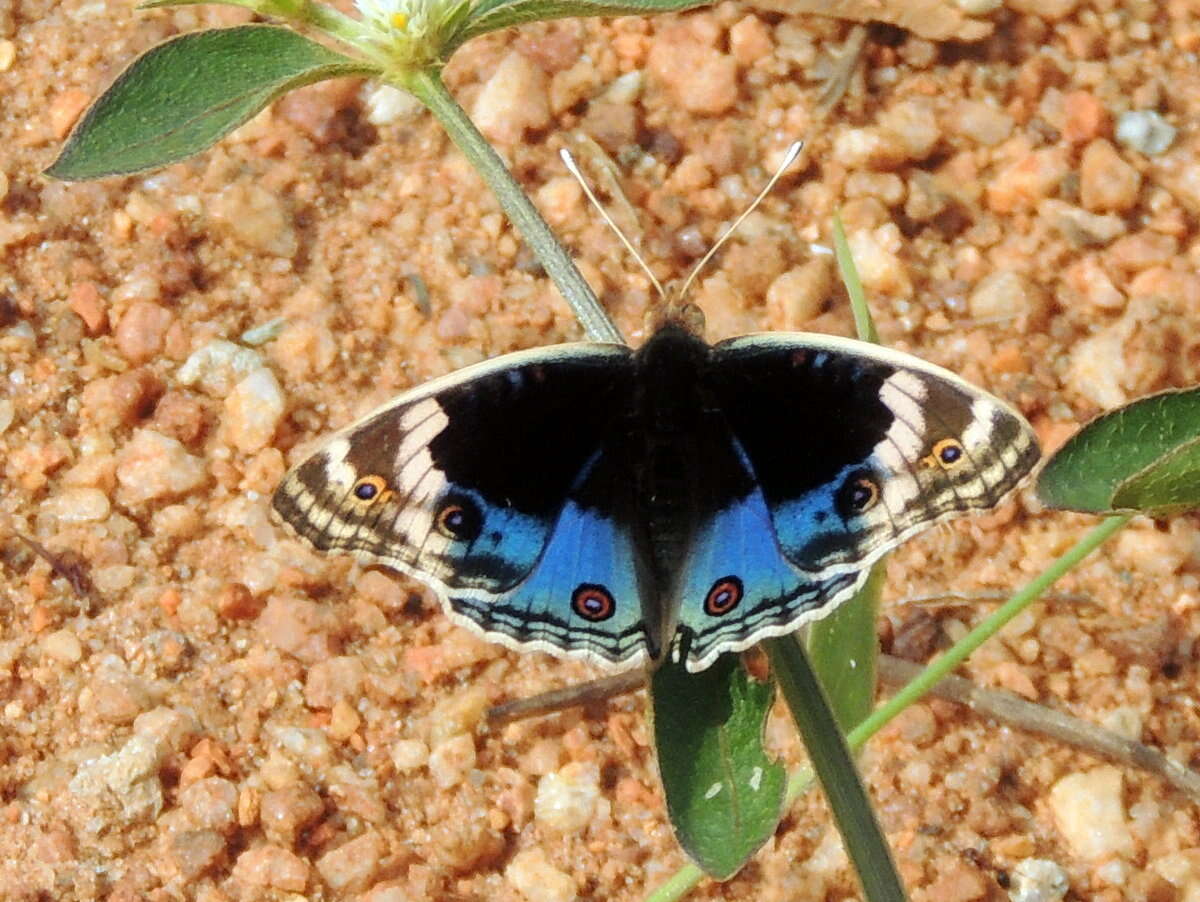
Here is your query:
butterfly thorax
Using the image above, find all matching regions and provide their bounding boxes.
[631,323,714,599]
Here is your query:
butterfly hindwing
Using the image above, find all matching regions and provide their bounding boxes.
[273,342,653,666]
[674,430,865,671]
[706,333,1040,578]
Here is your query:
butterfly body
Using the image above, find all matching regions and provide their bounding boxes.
[274,323,1039,672]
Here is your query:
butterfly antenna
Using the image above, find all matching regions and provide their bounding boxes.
[677,140,804,301]
[559,148,666,302]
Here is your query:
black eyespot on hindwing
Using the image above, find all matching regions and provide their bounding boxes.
[703,576,744,617]
[572,583,615,622]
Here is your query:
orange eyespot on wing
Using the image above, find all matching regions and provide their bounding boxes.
[922,437,967,470]
[352,475,389,503]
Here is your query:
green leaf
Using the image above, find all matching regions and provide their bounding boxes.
[806,563,882,732]
[455,0,709,48]
[1037,387,1200,514]
[46,26,379,181]
[1111,435,1200,514]
[649,654,785,880]
[765,637,909,902]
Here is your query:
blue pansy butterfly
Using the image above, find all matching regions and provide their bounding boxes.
[272,320,1039,672]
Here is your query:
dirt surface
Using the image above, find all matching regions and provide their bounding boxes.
[3,0,1200,899]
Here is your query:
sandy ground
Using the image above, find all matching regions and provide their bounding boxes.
[3,0,1200,899]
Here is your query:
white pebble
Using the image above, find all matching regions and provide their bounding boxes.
[41,629,83,664]
[0,399,12,434]
[224,367,285,454]
[363,83,422,125]
[534,762,600,834]
[1047,766,1135,861]
[505,847,577,902]
[177,339,265,398]
[427,734,476,789]
[969,270,1034,320]
[472,51,550,144]
[1116,110,1177,155]
[391,738,429,773]
[42,487,111,523]
[116,429,207,505]
[1008,858,1069,902]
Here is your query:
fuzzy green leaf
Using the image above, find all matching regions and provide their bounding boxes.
[46,25,378,181]
[1037,387,1200,514]
[649,654,785,880]
[456,0,709,47]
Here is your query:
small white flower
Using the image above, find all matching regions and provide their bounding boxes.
[353,0,472,67]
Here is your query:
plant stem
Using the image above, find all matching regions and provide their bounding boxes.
[766,637,908,902]
[403,68,624,344]
[303,1,366,46]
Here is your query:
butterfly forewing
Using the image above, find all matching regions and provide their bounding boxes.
[707,333,1040,579]
[273,342,656,667]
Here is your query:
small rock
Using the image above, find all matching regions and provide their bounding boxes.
[1008,858,1069,902]
[68,733,165,827]
[258,597,339,665]
[224,367,285,453]
[1047,766,1135,861]
[114,301,173,363]
[647,30,738,116]
[534,762,600,834]
[260,783,325,846]
[391,738,429,773]
[170,829,226,881]
[40,628,83,664]
[986,145,1070,213]
[211,182,298,258]
[180,776,238,834]
[1039,198,1127,246]
[845,227,911,296]
[428,734,477,789]
[217,582,265,621]
[232,844,310,893]
[1116,110,1177,155]
[1080,139,1141,212]
[304,656,365,709]
[879,98,941,162]
[151,391,208,447]
[968,270,1038,320]
[363,83,422,125]
[316,830,383,895]
[1065,320,1132,408]
[50,88,90,139]
[69,282,107,334]
[1061,90,1109,143]
[505,847,577,902]
[41,487,111,523]
[765,260,832,328]
[953,100,1014,146]
[177,340,264,398]
[115,429,207,505]
[1006,0,1078,19]
[729,15,773,65]
[473,51,551,144]
[1062,256,1124,310]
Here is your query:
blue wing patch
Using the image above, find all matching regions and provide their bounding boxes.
[446,490,651,669]
[675,441,864,672]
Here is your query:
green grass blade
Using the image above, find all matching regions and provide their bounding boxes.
[765,637,908,902]
[46,26,378,181]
